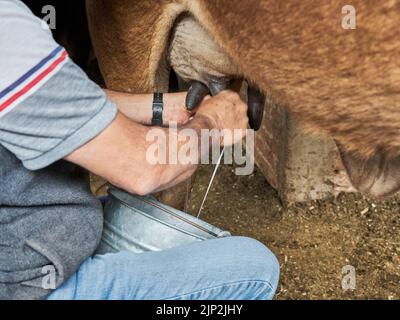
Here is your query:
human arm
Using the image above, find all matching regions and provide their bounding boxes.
[65,91,248,195]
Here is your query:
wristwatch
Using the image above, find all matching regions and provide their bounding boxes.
[152,92,163,126]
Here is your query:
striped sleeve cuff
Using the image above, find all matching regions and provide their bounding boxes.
[0,45,68,118]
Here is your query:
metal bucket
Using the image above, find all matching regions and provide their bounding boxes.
[95,187,231,254]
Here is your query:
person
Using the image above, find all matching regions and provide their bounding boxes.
[0,0,280,300]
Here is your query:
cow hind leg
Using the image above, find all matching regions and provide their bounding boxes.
[336,142,400,198]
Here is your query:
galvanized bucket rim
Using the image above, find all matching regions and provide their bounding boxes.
[107,187,223,238]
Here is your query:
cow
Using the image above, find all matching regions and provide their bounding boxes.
[86,0,400,203]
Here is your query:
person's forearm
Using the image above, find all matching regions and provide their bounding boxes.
[105,89,189,126]
[105,89,153,125]
[65,112,213,196]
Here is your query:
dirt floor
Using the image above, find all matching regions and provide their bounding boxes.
[92,162,400,300]
[186,163,400,300]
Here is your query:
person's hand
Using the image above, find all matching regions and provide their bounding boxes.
[194,90,249,146]
[163,92,194,125]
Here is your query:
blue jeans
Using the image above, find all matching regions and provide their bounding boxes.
[47,236,279,300]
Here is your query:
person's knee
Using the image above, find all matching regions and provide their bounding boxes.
[215,236,280,299]
[233,237,279,279]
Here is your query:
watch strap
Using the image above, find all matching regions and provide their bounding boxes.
[152,92,163,126]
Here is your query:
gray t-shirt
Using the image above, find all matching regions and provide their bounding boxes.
[0,0,117,168]
[0,0,118,299]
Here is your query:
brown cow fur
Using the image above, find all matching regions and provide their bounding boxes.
[86,0,400,198]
